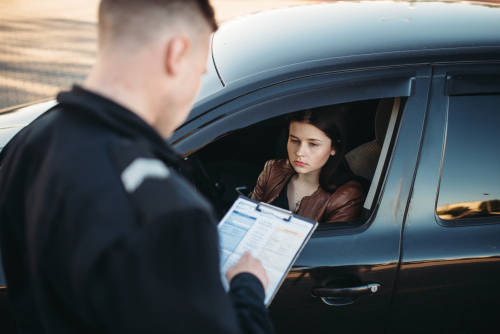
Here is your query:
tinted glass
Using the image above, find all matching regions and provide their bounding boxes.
[437,95,500,221]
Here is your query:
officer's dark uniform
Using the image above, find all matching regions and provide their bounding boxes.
[0,86,274,334]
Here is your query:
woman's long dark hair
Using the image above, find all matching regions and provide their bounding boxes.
[287,105,354,192]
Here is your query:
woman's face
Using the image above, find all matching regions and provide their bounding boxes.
[287,121,335,175]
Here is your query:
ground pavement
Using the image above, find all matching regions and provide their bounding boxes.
[0,0,320,110]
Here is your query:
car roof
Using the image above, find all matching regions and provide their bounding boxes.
[212,1,500,85]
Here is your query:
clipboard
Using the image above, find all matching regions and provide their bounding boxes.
[218,195,318,306]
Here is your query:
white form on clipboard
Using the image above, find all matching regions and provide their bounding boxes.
[218,196,318,306]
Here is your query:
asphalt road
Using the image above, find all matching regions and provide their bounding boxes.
[0,0,320,110]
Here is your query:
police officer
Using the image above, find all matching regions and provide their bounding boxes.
[0,1,274,333]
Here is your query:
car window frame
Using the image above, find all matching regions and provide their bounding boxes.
[435,68,500,227]
[173,66,431,237]
[170,67,417,146]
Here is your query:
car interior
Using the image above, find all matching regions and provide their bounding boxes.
[175,97,405,230]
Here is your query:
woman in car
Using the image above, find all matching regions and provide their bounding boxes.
[250,107,365,224]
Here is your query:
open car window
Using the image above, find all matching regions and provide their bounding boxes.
[174,96,405,232]
[171,67,426,234]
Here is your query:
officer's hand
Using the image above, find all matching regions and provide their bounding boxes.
[226,251,268,289]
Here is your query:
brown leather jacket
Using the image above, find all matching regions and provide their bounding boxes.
[250,159,365,224]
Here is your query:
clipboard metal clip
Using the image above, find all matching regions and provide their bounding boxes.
[256,202,293,221]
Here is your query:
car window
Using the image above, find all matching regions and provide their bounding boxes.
[436,95,500,221]
[173,67,430,233]
[187,97,404,230]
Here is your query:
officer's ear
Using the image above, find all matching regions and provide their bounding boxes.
[164,35,191,77]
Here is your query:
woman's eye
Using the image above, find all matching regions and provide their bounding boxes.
[291,139,299,143]
[310,143,318,147]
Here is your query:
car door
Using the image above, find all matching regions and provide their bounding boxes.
[386,64,500,333]
[173,66,432,334]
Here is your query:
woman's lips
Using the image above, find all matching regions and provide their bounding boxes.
[294,161,307,166]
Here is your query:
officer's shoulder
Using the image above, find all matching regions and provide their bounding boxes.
[109,140,215,225]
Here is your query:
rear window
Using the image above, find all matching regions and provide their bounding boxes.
[436,95,500,221]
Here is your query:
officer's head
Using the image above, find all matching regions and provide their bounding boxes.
[89,0,217,138]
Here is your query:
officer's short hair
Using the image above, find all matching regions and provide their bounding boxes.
[98,0,217,48]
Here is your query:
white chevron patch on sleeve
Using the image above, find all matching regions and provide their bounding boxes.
[121,158,170,193]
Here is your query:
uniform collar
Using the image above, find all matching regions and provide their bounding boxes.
[56,85,181,164]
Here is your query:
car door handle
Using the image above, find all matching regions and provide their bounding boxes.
[311,283,380,297]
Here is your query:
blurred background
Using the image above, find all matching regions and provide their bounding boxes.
[0,0,325,110]
[0,0,499,110]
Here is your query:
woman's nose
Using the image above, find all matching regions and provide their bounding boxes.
[296,143,306,156]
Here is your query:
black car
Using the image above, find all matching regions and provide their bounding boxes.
[1,1,500,333]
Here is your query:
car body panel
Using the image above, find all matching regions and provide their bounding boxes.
[194,33,224,103]
[172,66,421,148]
[186,1,500,125]
[213,2,500,86]
[386,63,500,333]
[188,46,500,125]
[266,69,431,333]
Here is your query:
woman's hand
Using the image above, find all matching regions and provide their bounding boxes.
[226,251,268,289]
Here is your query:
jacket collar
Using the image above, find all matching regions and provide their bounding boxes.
[265,159,329,204]
[56,85,180,164]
